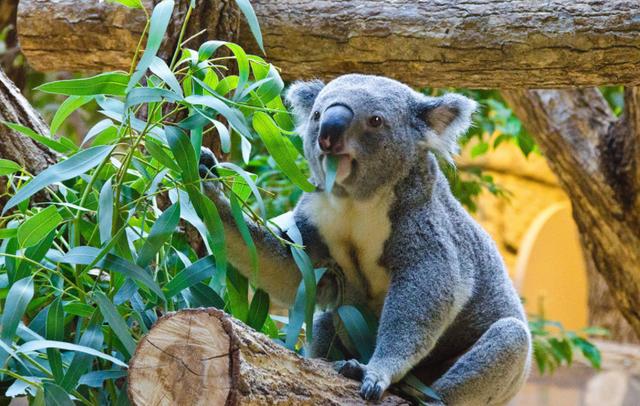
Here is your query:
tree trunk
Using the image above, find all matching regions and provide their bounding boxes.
[17,0,640,88]
[502,88,640,338]
[128,308,410,405]
[0,67,55,172]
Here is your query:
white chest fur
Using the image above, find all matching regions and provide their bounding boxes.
[303,191,393,306]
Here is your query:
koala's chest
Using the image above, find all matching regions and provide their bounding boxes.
[305,193,393,306]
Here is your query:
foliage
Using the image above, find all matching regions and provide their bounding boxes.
[0,1,613,404]
[0,1,324,403]
[530,316,608,374]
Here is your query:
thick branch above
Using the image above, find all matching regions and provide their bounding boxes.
[18,0,640,88]
[128,309,410,405]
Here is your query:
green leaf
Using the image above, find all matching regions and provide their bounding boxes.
[128,0,175,91]
[100,254,166,300]
[125,87,182,107]
[228,194,258,281]
[150,56,183,97]
[58,246,102,265]
[247,288,269,331]
[145,138,181,172]
[1,121,73,154]
[166,126,199,184]
[234,0,264,53]
[46,298,65,383]
[37,72,130,96]
[256,64,284,103]
[337,305,376,362]
[197,42,250,99]
[188,283,225,309]
[3,145,114,214]
[185,93,252,139]
[0,158,22,176]
[18,339,128,368]
[60,320,104,390]
[165,256,217,298]
[93,291,137,358]
[573,337,601,369]
[17,230,55,279]
[43,382,74,406]
[220,162,266,219]
[106,0,143,9]
[63,302,95,318]
[50,95,94,135]
[1,277,34,341]
[79,370,127,388]
[402,373,442,402]
[136,203,180,267]
[188,190,227,273]
[0,227,17,239]
[226,266,249,321]
[17,206,63,248]
[324,155,338,193]
[82,119,114,147]
[252,112,315,192]
[99,177,114,244]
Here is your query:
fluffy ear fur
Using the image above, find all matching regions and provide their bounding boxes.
[417,93,478,161]
[285,80,325,123]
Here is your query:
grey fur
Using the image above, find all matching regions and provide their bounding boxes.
[201,74,531,405]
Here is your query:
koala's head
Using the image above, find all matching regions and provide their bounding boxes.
[285,74,477,199]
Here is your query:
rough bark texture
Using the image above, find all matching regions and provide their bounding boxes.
[502,88,640,338]
[128,309,410,405]
[17,0,640,88]
[0,67,55,183]
[586,256,639,343]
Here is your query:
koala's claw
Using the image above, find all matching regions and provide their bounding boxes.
[360,370,390,401]
[335,359,365,381]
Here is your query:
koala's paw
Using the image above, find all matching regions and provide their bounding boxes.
[334,359,365,381]
[198,147,218,179]
[360,368,391,401]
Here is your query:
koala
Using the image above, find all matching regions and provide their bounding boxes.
[199,74,531,405]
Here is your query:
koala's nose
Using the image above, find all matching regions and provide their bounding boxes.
[318,104,353,153]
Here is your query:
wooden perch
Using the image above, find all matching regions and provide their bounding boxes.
[127,308,410,405]
[17,0,640,88]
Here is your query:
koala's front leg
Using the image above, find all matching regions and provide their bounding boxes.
[339,263,469,401]
[198,148,302,306]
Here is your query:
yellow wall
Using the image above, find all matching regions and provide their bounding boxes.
[460,142,589,329]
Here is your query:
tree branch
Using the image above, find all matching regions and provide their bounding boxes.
[17,0,640,88]
[128,308,411,405]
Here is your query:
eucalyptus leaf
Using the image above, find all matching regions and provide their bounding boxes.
[51,96,94,135]
[37,72,130,96]
[17,206,63,248]
[3,145,115,214]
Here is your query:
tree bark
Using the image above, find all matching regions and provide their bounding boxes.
[128,308,410,405]
[502,88,640,338]
[17,0,640,88]
[0,68,55,173]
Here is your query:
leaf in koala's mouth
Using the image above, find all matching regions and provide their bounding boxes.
[325,155,339,193]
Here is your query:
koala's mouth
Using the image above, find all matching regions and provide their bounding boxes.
[322,153,354,184]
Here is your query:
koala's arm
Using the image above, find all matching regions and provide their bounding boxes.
[361,257,471,399]
[201,181,302,306]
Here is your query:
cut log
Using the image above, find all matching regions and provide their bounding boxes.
[127,308,410,405]
[17,0,640,88]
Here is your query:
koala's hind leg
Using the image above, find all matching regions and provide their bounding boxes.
[431,317,531,406]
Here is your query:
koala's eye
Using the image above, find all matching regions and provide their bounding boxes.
[369,115,383,128]
[313,111,321,121]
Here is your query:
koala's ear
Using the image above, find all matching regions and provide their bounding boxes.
[417,93,478,160]
[285,80,325,122]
